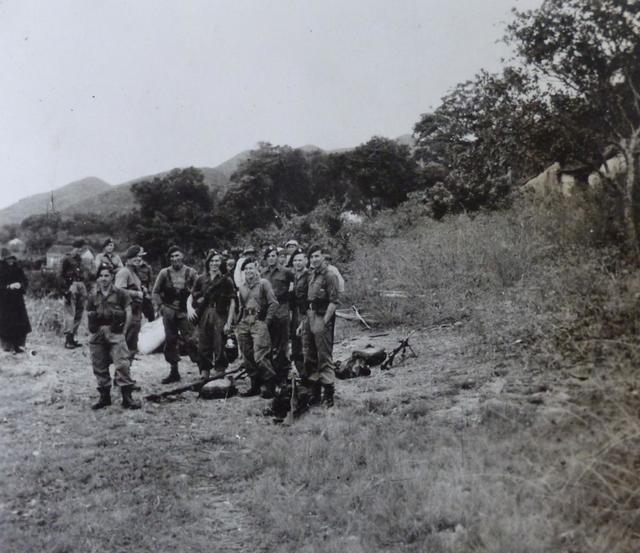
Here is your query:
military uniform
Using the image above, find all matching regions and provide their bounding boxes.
[192,272,236,376]
[302,262,340,389]
[86,285,132,380]
[115,265,143,358]
[263,264,294,380]
[60,252,87,347]
[136,260,155,321]
[152,265,198,376]
[236,277,278,395]
[94,252,124,275]
[290,268,309,374]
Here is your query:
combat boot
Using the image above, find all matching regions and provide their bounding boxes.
[121,385,141,410]
[161,364,181,384]
[64,333,79,349]
[240,376,261,397]
[260,379,276,399]
[91,386,112,410]
[308,381,322,406]
[323,383,335,408]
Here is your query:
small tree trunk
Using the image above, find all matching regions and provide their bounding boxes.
[623,140,640,262]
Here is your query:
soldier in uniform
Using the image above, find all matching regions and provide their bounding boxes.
[262,246,294,382]
[236,258,278,398]
[136,250,155,322]
[114,245,145,361]
[94,238,124,275]
[299,244,340,407]
[152,245,198,384]
[289,249,309,374]
[86,264,140,410]
[0,250,31,353]
[60,239,87,349]
[188,251,236,379]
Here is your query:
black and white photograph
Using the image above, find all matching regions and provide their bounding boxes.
[1,0,639,551]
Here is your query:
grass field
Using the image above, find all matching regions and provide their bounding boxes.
[2,202,639,552]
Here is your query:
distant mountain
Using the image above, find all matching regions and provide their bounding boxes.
[0,177,111,226]
[1,134,412,226]
[62,166,230,216]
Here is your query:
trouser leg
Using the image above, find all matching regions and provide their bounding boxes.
[162,308,180,365]
[197,309,215,376]
[125,311,142,358]
[307,312,335,385]
[269,314,290,380]
[236,322,258,378]
[90,331,112,389]
[211,310,228,372]
[176,313,197,363]
[108,330,134,388]
[252,320,275,382]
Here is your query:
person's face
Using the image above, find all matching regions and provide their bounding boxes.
[286,244,297,255]
[292,253,306,272]
[105,242,114,253]
[278,253,287,266]
[170,251,184,268]
[209,255,222,273]
[130,255,142,267]
[97,269,112,287]
[266,251,278,267]
[244,262,258,280]
[226,258,236,272]
[310,250,324,269]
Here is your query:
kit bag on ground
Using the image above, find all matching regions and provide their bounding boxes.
[199,377,237,400]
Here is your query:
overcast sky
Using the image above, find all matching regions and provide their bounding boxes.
[0,0,540,209]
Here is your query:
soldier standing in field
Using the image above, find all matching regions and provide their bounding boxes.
[114,245,145,361]
[86,264,140,410]
[262,246,294,383]
[136,250,155,322]
[188,251,237,379]
[299,244,340,408]
[236,258,278,398]
[289,248,309,375]
[60,239,87,349]
[152,245,198,384]
[94,238,124,275]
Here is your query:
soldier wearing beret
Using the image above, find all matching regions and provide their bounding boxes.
[262,245,294,382]
[86,264,140,410]
[60,239,87,349]
[115,245,145,362]
[152,245,198,384]
[94,237,124,275]
[299,244,340,408]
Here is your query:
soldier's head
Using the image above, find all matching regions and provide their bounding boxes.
[167,245,184,269]
[206,250,226,275]
[124,245,143,268]
[308,244,326,269]
[102,238,115,253]
[264,246,278,268]
[241,257,259,281]
[277,247,287,267]
[96,265,113,287]
[71,239,85,256]
[285,239,299,256]
[292,249,307,272]
[226,257,236,274]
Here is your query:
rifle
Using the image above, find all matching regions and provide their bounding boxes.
[380,330,418,371]
[145,366,246,403]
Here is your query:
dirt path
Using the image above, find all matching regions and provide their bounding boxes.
[0,322,589,552]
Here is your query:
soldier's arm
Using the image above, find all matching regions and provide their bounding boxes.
[151,270,165,310]
[262,280,279,324]
[324,273,340,325]
[123,305,132,336]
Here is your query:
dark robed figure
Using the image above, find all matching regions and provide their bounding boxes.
[0,252,31,353]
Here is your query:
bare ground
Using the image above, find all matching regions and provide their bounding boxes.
[0,319,633,552]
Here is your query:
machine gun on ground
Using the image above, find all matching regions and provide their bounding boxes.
[381,330,418,371]
[145,366,246,403]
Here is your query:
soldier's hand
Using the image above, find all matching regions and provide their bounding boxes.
[296,323,303,337]
[223,322,231,334]
[8,282,21,290]
[187,304,197,322]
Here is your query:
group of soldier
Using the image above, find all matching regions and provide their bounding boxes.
[59,237,343,414]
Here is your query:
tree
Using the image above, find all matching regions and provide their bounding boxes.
[330,136,419,211]
[129,167,224,260]
[507,0,640,256]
